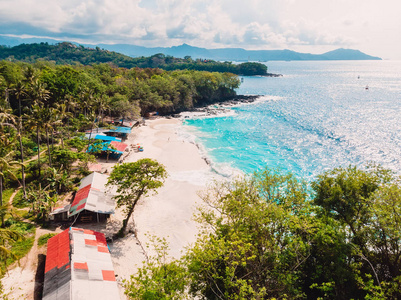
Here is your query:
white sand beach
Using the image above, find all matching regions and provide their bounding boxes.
[109,118,222,292]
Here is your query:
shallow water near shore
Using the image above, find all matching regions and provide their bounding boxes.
[182,60,401,181]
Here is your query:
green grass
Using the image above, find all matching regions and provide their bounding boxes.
[1,188,15,204]
[11,189,28,208]
[37,233,56,247]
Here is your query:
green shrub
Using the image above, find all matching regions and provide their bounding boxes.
[37,233,57,247]
[11,189,28,208]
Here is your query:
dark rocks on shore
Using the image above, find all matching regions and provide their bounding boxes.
[264,72,283,77]
[169,95,264,118]
[219,95,261,105]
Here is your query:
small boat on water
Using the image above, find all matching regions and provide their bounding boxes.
[365,85,369,90]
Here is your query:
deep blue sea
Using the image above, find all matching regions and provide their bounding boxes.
[182,61,401,181]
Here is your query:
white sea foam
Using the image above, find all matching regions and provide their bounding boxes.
[179,107,236,120]
[221,95,284,108]
[178,95,282,121]
[175,123,244,182]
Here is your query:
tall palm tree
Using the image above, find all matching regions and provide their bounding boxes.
[79,88,94,117]
[11,81,28,199]
[26,81,50,176]
[0,105,17,226]
[25,101,45,176]
[42,106,62,167]
[55,103,73,148]
[94,95,110,126]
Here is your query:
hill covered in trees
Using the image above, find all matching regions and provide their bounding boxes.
[0,42,270,76]
[0,60,241,116]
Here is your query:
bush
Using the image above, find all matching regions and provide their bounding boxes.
[37,233,57,247]
[11,189,28,208]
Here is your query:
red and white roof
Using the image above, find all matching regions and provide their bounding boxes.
[69,172,115,217]
[43,227,120,300]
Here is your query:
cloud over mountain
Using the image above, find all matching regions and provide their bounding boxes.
[0,0,400,59]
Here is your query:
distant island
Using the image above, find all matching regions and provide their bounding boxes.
[0,36,382,62]
[99,43,383,62]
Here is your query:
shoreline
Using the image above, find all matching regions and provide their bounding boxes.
[109,118,225,291]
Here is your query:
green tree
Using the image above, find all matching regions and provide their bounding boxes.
[312,165,391,251]
[0,228,23,273]
[124,236,189,300]
[11,80,28,199]
[26,183,57,224]
[107,159,167,236]
[311,165,401,299]
[237,62,268,76]
[185,169,312,299]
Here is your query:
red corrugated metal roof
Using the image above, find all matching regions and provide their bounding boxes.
[110,141,128,152]
[71,184,91,208]
[85,239,97,246]
[102,270,116,281]
[84,229,94,235]
[43,227,119,300]
[98,246,109,253]
[45,229,71,273]
[94,231,107,246]
[74,262,88,270]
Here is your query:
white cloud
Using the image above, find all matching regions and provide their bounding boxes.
[0,0,400,58]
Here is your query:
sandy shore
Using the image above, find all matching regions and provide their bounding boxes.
[109,118,221,291]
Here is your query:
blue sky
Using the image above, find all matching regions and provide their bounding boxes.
[0,0,400,59]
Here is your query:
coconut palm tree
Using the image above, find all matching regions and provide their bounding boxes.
[94,95,110,126]
[26,183,57,224]
[25,81,50,176]
[0,104,21,226]
[55,103,73,148]
[41,106,62,167]
[79,88,94,117]
[25,102,45,176]
[11,81,28,199]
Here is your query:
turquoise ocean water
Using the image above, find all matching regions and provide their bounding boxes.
[182,61,401,181]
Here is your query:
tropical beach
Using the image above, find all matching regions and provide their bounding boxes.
[1,116,219,299]
[109,117,219,280]
[2,0,401,296]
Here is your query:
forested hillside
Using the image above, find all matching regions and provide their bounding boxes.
[0,42,269,76]
[0,60,240,116]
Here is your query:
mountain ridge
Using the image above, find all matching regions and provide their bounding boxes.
[0,36,382,61]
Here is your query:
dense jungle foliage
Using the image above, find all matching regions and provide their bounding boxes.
[127,165,401,300]
[0,42,269,76]
[0,60,240,116]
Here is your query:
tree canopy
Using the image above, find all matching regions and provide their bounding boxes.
[107,159,167,236]
[0,42,269,76]
[125,165,401,300]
